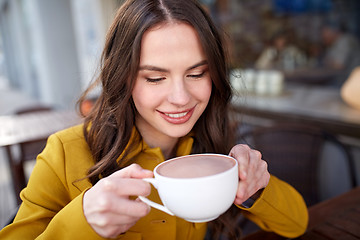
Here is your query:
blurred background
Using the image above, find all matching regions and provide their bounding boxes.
[1,0,360,234]
[0,0,123,227]
[0,0,121,111]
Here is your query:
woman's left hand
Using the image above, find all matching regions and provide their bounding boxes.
[229,144,270,205]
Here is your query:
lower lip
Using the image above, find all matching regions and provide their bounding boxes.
[159,107,195,124]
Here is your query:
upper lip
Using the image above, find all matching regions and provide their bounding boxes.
[158,106,195,115]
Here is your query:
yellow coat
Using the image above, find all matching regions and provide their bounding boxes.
[0,125,308,239]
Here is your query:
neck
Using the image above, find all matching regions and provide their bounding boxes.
[147,134,178,159]
[162,143,178,159]
[135,122,179,160]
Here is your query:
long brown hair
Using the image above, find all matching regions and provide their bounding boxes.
[78,0,239,238]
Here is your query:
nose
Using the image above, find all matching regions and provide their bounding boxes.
[167,78,191,106]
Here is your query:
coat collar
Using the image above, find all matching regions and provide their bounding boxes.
[117,127,194,163]
[73,127,194,192]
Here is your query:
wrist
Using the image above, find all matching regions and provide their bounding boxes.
[241,188,264,208]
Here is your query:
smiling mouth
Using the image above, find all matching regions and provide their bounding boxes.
[164,112,189,118]
[158,107,195,124]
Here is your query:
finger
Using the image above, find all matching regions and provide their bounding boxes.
[244,149,262,179]
[94,193,151,218]
[87,212,139,238]
[111,196,151,218]
[100,178,152,198]
[255,161,270,189]
[111,164,154,179]
[249,149,263,166]
[234,197,245,206]
[234,186,252,205]
[235,179,257,205]
[235,181,247,202]
[87,211,140,228]
[229,144,251,180]
[247,150,270,188]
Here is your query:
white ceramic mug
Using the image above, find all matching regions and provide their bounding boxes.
[139,154,238,222]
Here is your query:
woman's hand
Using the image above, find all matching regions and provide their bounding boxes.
[229,144,270,205]
[83,164,153,238]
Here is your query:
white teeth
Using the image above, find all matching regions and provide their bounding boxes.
[165,112,188,118]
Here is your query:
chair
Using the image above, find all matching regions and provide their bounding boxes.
[5,105,52,205]
[237,122,357,207]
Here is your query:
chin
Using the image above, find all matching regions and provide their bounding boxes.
[165,126,193,138]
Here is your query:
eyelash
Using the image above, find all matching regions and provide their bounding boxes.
[144,71,206,83]
[145,77,165,83]
[187,71,205,79]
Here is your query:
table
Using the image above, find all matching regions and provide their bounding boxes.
[0,110,82,147]
[0,110,82,204]
[231,84,360,138]
[243,186,360,240]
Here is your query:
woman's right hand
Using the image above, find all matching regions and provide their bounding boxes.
[83,164,153,238]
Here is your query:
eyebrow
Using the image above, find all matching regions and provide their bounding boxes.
[139,60,208,72]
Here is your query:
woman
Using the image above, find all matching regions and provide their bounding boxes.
[255,30,307,71]
[0,0,308,239]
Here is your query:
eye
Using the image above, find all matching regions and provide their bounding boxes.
[187,71,206,79]
[145,77,165,83]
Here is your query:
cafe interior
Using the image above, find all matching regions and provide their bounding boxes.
[0,0,360,238]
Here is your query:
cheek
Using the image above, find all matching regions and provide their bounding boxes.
[198,79,212,102]
[132,84,162,113]
[132,83,148,112]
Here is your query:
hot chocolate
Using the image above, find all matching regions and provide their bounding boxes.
[140,153,239,222]
[157,155,235,178]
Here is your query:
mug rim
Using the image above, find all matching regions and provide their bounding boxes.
[154,153,238,181]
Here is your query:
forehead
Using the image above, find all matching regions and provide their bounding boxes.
[139,22,206,66]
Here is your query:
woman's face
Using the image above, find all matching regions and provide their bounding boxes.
[132,22,212,147]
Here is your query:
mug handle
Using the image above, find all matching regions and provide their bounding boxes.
[138,178,175,216]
